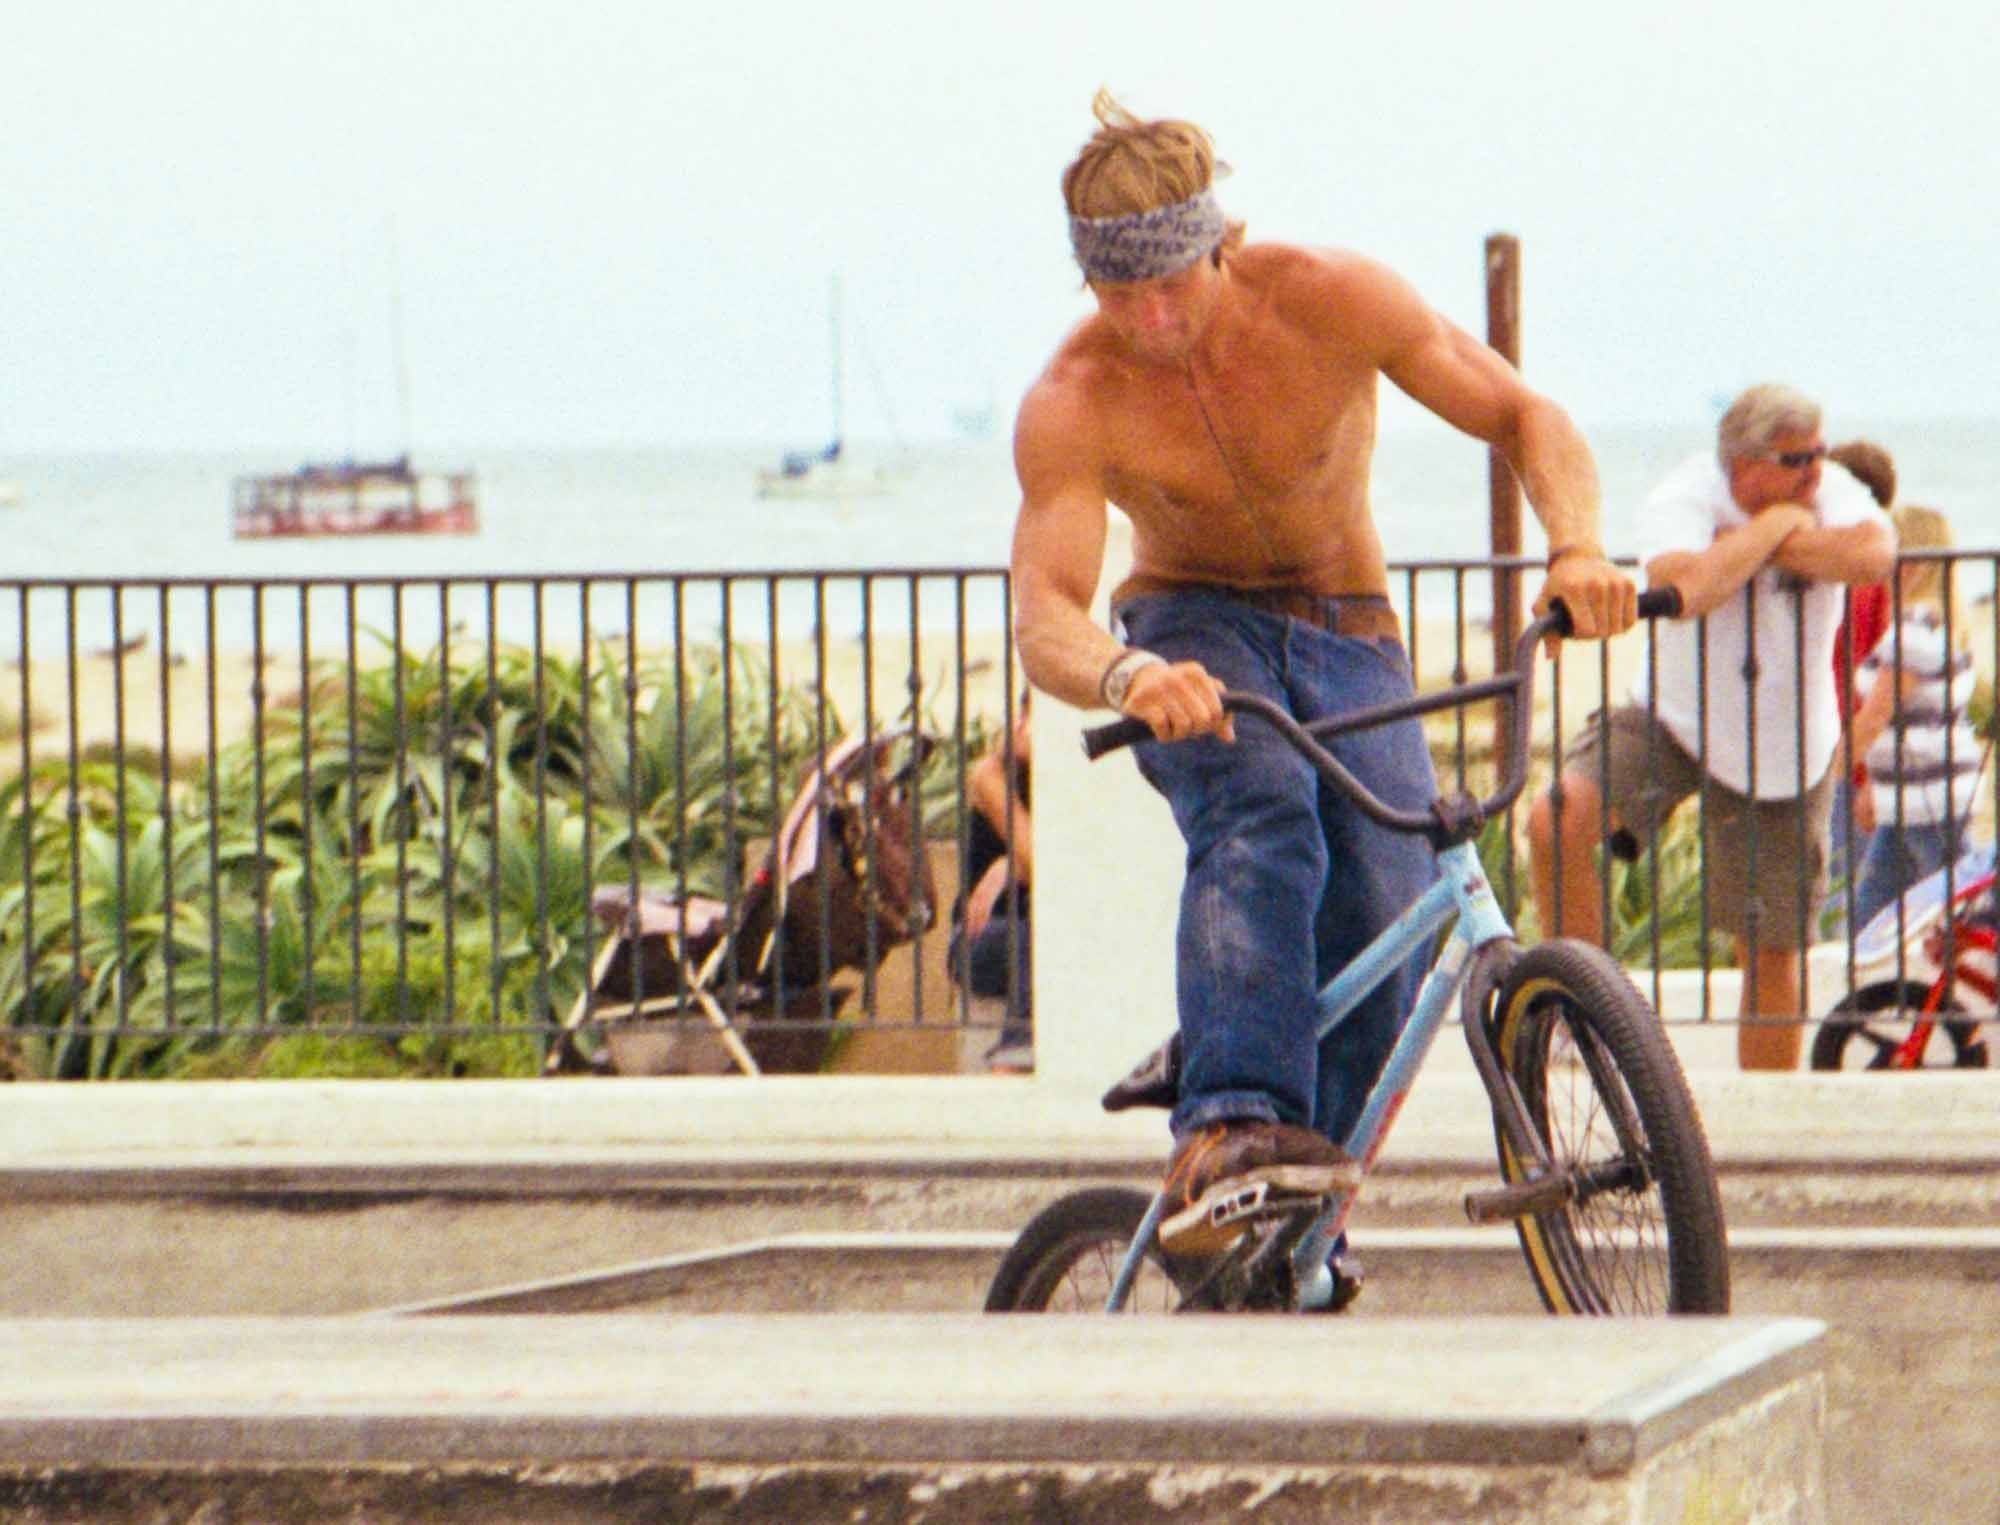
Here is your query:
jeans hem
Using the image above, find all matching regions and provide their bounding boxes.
[1171,1091,1284,1139]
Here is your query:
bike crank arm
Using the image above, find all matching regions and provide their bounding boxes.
[1463,1172,1575,1224]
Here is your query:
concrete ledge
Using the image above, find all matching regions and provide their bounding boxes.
[0,1316,1831,1521]
[367,1226,2000,1318]
[0,1314,1824,1479]
[4,1069,1997,1174]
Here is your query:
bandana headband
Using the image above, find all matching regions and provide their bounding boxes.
[1069,188,1227,283]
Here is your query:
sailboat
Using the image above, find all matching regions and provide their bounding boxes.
[756,275,895,500]
[232,226,479,539]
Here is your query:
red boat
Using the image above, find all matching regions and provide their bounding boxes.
[231,456,478,539]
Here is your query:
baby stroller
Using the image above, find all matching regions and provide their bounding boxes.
[546,723,939,1076]
[1811,839,1996,1071]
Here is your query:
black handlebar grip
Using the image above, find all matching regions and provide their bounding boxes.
[1637,585,1684,620]
[1548,584,1684,639]
[1082,715,1153,760]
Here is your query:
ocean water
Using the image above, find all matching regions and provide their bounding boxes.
[3,416,1995,657]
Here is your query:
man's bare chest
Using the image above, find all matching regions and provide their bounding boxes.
[1102,375,1365,516]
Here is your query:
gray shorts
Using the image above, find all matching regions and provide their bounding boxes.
[1562,705,1835,951]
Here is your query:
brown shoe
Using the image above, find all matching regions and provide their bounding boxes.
[1158,1120,1360,1256]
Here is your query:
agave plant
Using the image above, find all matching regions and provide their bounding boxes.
[0,623,1014,1078]
[428,776,607,1026]
[0,765,244,1077]
[579,643,827,892]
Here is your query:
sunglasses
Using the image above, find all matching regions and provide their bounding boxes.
[1768,445,1828,469]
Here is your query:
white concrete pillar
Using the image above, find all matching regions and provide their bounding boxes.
[1029,514,1185,1092]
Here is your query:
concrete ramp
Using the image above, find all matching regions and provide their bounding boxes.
[0,1314,1823,1522]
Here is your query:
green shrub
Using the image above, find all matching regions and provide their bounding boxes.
[0,634,1002,1079]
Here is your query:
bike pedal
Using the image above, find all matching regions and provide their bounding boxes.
[1162,1181,1335,1256]
[1212,1181,1272,1226]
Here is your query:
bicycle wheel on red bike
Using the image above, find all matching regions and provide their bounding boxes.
[1491,940,1730,1315]
[1809,981,1989,1071]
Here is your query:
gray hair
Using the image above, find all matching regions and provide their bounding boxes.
[1716,384,1822,470]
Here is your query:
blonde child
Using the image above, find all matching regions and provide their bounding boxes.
[1849,505,1982,929]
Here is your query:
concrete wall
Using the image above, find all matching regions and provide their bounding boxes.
[1031,513,1186,1090]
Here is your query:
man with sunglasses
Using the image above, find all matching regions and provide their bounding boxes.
[1529,383,1896,1070]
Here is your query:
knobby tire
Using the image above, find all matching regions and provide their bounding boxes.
[984,1187,1204,1314]
[1809,980,1989,1070]
[1492,939,1730,1315]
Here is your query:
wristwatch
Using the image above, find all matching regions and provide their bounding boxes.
[1100,649,1165,712]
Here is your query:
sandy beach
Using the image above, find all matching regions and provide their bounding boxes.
[7,604,1987,786]
[0,634,1026,772]
[1,613,1625,770]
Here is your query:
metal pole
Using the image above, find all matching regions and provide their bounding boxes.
[1485,233,1524,780]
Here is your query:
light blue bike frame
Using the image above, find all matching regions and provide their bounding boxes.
[1104,836,1515,1312]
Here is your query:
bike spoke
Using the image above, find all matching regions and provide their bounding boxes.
[1540,1009,1672,1313]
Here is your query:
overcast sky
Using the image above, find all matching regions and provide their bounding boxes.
[6,0,1997,454]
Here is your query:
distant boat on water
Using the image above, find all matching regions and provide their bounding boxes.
[232,456,478,539]
[756,274,897,500]
[237,219,478,539]
[756,438,894,500]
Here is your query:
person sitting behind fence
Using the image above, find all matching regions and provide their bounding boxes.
[949,698,1034,1073]
[1847,504,1983,933]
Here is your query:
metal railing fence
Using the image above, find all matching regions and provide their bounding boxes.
[0,568,1014,1079]
[1,551,1994,1079]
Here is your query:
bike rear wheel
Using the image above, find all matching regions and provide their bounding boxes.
[1809,981,1989,1070]
[1492,940,1730,1315]
[984,1187,1209,1313]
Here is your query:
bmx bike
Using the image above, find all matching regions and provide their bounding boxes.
[985,588,1731,1318]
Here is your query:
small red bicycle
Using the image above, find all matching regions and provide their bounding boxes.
[1811,845,1996,1071]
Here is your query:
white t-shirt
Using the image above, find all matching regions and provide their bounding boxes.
[1631,453,1887,800]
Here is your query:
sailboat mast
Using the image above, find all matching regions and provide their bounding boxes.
[388,218,414,463]
[828,272,845,450]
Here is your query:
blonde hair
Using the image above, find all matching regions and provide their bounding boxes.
[1061,90,1246,254]
[1891,503,1962,636]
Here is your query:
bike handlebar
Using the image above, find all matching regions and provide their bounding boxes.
[1081,585,1683,848]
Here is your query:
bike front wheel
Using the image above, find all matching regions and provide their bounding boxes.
[1809,980,1989,1071]
[984,1187,1208,1313]
[1491,940,1730,1315]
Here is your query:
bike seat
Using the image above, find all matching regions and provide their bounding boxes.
[1101,1031,1181,1112]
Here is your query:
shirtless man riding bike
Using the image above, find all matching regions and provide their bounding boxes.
[1009,92,1637,1267]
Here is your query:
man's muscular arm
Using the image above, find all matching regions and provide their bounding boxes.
[1355,259,1635,638]
[1009,381,1122,710]
[1010,378,1231,741]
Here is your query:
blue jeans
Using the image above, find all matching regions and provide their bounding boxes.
[1851,817,1964,934]
[1115,590,1440,1148]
